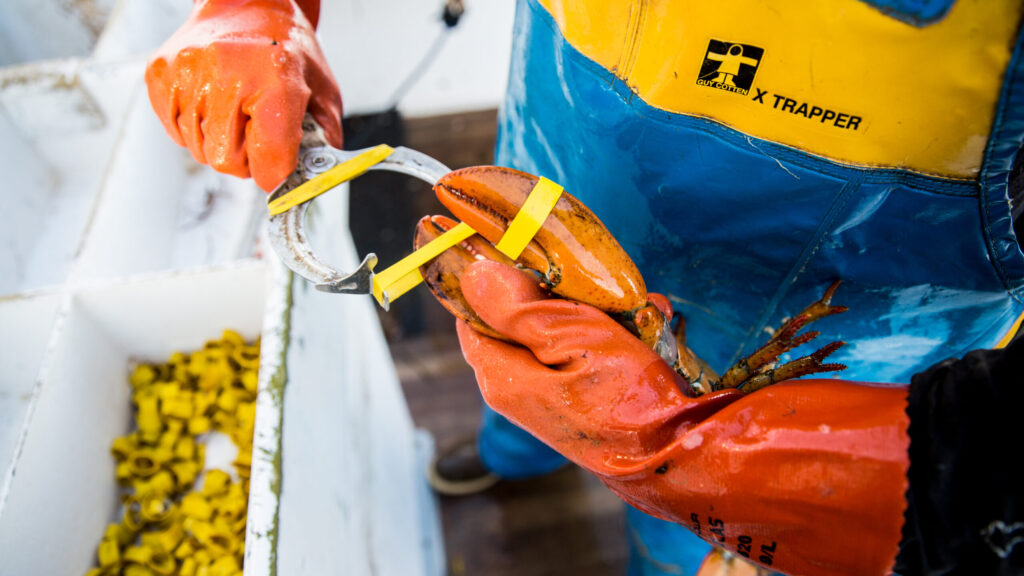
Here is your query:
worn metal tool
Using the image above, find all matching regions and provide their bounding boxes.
[266,118,450,302]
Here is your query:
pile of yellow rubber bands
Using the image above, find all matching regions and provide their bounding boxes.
[88,330,259,576]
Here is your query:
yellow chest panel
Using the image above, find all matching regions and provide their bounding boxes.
[536,0,1022,179]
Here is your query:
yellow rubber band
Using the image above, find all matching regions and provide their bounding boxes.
[372,222,476,307]
[494,177,563,259]
[370,176,563,307]
[267,144,395,216]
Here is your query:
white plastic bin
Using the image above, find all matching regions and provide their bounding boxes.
[0,59,143,297]
[0,291,62,493]
[0,263,267,575]
[0,1,443,573]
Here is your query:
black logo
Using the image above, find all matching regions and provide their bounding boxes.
[696,39,764,95]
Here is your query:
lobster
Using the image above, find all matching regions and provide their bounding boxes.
[416,166,847,395]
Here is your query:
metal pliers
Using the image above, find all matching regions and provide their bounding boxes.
[266,118,450,299]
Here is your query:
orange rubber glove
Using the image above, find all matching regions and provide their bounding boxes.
[456,260,911,576]
[145,0,342,191]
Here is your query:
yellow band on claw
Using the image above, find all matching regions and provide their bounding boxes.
[372,222,476,308]
[371,176,563,307]
[495,176,563,259]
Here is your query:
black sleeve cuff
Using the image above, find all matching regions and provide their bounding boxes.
[895,333,1024,575]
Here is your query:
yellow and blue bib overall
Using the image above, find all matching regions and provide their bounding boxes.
[476,0,1024,573]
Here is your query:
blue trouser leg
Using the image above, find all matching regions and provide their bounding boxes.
[625,505,713,576]
[477,404,567,479]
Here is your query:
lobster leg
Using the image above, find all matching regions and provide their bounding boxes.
[737,341,847,393]
[668,313,721,396]
[717,281,848,391]
[677,346,721,396]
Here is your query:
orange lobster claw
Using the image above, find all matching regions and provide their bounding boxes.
[433,166,648,314]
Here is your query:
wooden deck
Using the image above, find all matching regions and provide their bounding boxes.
[393,334,629,576]
[346,109,630,575]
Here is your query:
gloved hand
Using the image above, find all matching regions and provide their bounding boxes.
[456,260,911,576]
[145,0,342,191]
